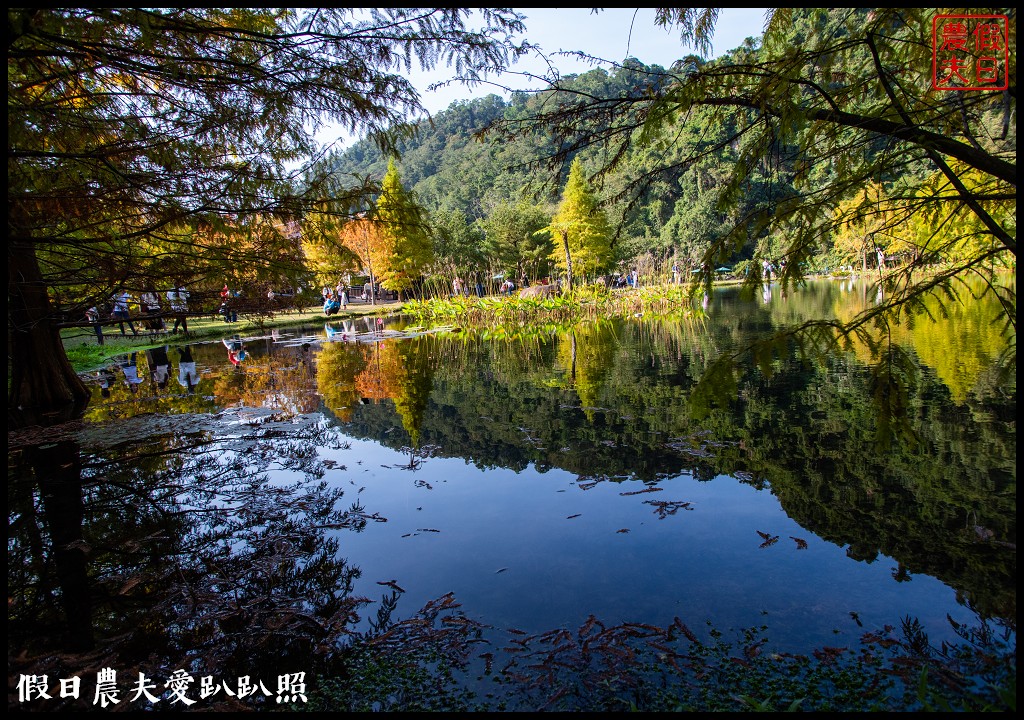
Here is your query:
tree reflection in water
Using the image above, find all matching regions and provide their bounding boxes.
[8,411,483,711]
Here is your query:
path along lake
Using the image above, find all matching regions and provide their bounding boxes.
[9,276,1015,707]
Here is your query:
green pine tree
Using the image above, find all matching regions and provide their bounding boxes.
[376,159,434,301]
[542,158,613,291]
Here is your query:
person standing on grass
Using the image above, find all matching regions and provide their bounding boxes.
[140,288,164,332]
[85,306,104,345]
[219,300,238,323]
[111,290,138,335]
[167,285,190,334]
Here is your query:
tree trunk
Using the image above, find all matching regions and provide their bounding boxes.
[8,239,91,428]
[561,230,574,293]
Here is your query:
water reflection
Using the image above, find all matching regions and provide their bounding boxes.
[8,413,390,710]
[9,277,1015,708]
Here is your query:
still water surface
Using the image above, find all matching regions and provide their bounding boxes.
[11,277,1015,699]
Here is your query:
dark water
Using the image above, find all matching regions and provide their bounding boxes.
[9,277,1015,708]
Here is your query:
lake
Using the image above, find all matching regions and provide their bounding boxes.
[9,276,1015,710]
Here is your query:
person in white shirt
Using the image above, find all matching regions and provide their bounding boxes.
[167,286,190,333]
[112,290,138,335]
[177,345,201,394]
[118,352,145,393]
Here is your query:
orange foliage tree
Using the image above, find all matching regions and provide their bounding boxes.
[339,217,393,306]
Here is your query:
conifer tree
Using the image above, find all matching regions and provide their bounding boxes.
[375,159,434,301]
[542,158,613,291]
[430,208,485,288]
[482,201,551,282]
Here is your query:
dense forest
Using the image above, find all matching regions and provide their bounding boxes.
[324,62,750,286]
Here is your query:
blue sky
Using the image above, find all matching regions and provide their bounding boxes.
[317,8,770,148]
[416,8,771,114]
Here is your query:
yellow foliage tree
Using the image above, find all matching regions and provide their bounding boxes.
[302,209,362,292]
[542,158,613,291]
[831,183,893,272]
[375,159,434,300]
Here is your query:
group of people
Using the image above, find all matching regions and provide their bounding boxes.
[321,279,391,314]
[610,269,640,289]
[322,281,350,316]
[453,274,531,298]
[324,315,384,341]
[219,284,240,322]
[96,335,252,398]
[98,344,201,397]
[86,286,191,344]
[451,276,488,298]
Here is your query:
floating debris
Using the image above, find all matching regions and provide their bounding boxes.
[643,500,692,519]
[620,487,662,496]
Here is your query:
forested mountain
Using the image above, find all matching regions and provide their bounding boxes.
[320,7,1014,292]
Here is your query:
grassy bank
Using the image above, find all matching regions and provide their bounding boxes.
[63,300,406,372]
